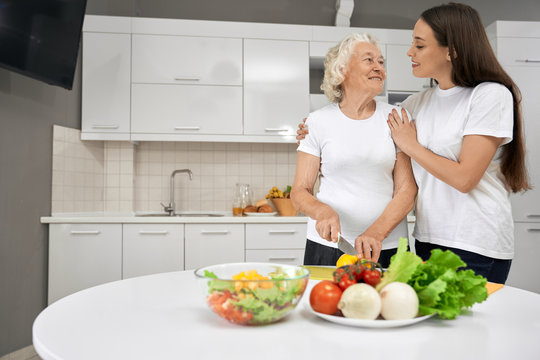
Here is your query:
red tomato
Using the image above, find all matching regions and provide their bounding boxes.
[338,273,356,290]
[363,269,381,286]
[309,280,343,315]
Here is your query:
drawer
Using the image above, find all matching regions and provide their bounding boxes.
[132,34,242,85]
[245,223,307,249]
[184,224,244,270]
[245,249,305,265]
[131,84,242,135]
[122,224,184,279]
[496,38,540,66]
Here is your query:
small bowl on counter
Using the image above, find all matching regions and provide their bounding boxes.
[194,262,310,325]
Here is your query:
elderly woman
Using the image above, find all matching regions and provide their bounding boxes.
[291,33,417,267]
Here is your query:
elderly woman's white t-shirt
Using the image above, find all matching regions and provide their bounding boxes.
[402,82,514,259]
[297,101,408,250]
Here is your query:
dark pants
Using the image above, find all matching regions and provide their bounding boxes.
[303,239,397,268]
[414,240,512,284]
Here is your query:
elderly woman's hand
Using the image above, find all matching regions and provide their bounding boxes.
[314,205,341,243]
[354,234,383,263]
[296,118,309,144]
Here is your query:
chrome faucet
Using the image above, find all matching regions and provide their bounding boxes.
[161,169,193,216]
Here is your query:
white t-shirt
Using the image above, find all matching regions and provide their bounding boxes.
[297,101,408,250]
[402,82,514,259]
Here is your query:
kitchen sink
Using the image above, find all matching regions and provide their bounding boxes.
[135,213,225,217]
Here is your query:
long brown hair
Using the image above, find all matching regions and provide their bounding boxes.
[421,2,530,193]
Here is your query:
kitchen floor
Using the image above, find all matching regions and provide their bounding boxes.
[0,346,41,360]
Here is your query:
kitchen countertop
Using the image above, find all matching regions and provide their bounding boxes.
[40,212,309,224]
[33,269,540,360]
[40,213,416,224]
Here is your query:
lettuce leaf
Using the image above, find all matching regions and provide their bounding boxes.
[375,237,423,291]
[408,249,488,319]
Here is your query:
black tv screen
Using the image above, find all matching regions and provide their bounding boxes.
[0,0,87,90]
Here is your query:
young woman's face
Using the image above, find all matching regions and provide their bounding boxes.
[342,41,386,96]
[407,18,453,85]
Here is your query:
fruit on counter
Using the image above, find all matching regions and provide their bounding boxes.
[265,185,292,199]
[336,253,358,268]
[338,283,381,320]
[309,280,343,315]
[379,282,419,320]
[244,199,275,213]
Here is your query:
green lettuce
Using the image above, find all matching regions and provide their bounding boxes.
[375,237,423,291]
[375,237,488,320]
[408,249,488,319]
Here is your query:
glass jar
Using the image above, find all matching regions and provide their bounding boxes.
[232,183,252,216]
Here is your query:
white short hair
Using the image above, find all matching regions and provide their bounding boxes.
[321,33,381,103]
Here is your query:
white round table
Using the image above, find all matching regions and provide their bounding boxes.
[33,270,540,360]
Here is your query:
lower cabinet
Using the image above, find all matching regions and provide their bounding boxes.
[122,224,184,279]
[184,223,245,270]
[245,223,307,265]
[48,224,122,304]
[506,222,540,293]
[47,221,309,303]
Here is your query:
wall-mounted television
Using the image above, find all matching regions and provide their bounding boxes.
[0,0,88,90]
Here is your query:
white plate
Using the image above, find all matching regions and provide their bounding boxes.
[304,301,434,328]
[245,212,278,216]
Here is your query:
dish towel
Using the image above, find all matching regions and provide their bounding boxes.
[303,266,504,295]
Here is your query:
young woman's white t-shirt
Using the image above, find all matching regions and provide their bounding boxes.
[297,101,408,250]
[402,82,514,259]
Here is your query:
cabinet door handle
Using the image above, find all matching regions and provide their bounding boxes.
[70,230,101,235]
[174,76,200,81]
[268,230,297,234]
[515,59,540,63]
[174,126,201,131]
[200,230,229,235]
[268,256,297,261]
[92,125,119,129]
[138,230,169,235]
[527,228,540,232]
[526,214,540,218]
[264,128,289,132]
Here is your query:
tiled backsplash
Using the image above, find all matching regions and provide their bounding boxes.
[51,126,299,214]
[52,125,105,213]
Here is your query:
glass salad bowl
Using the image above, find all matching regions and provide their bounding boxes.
[194,262,310,325]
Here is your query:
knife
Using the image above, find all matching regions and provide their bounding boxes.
[337,232,357,255]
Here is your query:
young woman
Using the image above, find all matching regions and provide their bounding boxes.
[297,3,529,283]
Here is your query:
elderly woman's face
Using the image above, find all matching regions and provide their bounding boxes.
[342,42,385,96]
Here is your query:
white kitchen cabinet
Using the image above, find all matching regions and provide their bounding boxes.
[244,39,309,136]
[131,34,242,85]
[245,223,306,265]
[385,44,430,92]
[184,224,244,270]
[131,84,242,135]
[505,65,540,222]
[81,32,131,140]
[122,224,184,279]
[506,223,540,293]
[48,224,122,304]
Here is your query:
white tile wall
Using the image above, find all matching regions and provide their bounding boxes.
[51,126,299,214]
[133,142,298,212]
[51,125,104,213]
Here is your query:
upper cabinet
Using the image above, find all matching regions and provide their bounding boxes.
[244,39,309,136]
[131,35,242,85]
[131,35,243,137]
[81,32,131,140]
